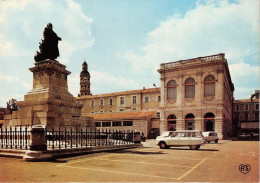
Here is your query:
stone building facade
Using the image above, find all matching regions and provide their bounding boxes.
[76,88,161,137]
[86,111,157,138]
[233,90,259,133]
[157,53,234,139]
[77,53,235,139]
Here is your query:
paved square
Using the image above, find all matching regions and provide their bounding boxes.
[0,140,259,182]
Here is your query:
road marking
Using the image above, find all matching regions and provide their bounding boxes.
[61,165,177,181]
[113,152,205,161]
[57,154,116,166]
[177,157,209,181]
[239,152,256,157]
[85,157,193,168]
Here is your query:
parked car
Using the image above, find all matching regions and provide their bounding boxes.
[202,131,219,143]
[156,130,205,150]
[237,133,250,139]
[250,132,259,137]
[156,131,175,138]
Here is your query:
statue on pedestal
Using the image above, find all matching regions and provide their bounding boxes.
[34,23,62,62]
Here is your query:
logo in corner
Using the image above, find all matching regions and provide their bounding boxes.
[239,164,251,174]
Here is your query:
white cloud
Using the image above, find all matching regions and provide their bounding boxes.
[122,0,258,72]
[67,70,142,96]
[229,63,259,93]
[0,74,20,82]
[91,70,142,94]
[0,0,95,63]
[121,0,259,99]
[68,74,80,97]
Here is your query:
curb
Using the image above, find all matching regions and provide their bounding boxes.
[0,144,143,161]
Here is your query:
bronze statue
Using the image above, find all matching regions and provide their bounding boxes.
[34,23,62,62]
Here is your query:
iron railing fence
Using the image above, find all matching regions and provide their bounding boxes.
[46,127,135,150]
[0,126,138,151]
[0,126,31,150]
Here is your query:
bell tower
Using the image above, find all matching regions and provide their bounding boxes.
[80,61,91,96]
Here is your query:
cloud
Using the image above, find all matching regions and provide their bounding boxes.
[0,0,95,64]
[68,74,80,97]
[120,0,258,99]
[122,0,258,72]
[67,70,142,96]
[0,74,19,82]
[90,70,142,94]
[229,63,259,94]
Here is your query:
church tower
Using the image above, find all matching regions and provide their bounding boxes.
[80,61,91,96]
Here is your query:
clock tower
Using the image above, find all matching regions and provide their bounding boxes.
[80,61,91,96]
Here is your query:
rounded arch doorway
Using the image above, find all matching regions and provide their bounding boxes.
[168,114,176,131]
[204,113,215,131]
[185,113,195,130]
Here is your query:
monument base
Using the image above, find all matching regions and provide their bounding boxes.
[3,59,94,129]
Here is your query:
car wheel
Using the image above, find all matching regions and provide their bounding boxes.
[215,140,218,143]
[196,145,200,150]
[189,145,197,150]
[159,142,168,149]
[207,141,210,143]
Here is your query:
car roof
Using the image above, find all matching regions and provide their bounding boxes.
[174,130,202,132]
[203,131,216,133]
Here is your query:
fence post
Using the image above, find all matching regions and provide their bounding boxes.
[10,126,12,149]
[1,127,3,148]
[58,126,61,149]
[30,125,47,151]
[65,127,67,149]
[25,126,28,150]
[133,131,141,144]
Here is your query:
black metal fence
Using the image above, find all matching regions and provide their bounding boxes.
[0,126,138,150]
[46,127,136,150]
[0,126,30,150]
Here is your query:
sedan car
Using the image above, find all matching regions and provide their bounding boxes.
[202,131,219,143]
[238,133,250,139]
[156,130,205,150]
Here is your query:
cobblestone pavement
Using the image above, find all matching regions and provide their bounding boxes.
[0,140,259,182]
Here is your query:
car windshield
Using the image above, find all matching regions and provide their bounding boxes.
[161,132,171,136]
[172,132,201,137]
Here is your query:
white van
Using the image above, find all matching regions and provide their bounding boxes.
[156,130,206,150]
[202,131,219,143]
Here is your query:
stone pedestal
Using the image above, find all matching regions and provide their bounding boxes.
[30,125,47,151]
[4,59,94,130]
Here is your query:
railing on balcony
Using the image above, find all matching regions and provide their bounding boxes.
[160,53,225,69]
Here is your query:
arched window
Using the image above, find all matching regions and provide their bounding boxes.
[167,80,177,100]
[204,75,216,96]
[185,113,195,130]
[185,78,195,98]
[100,99,104,107]
[168,114,177,131]
[204,112,215,131]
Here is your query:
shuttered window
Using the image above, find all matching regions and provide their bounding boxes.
[185,78,195,98]
[167,80,177,100]
[204,75,215,96]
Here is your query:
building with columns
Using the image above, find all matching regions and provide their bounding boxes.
[77,53,235,139]
[157,53,234,139]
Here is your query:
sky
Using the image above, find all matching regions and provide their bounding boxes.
[0,0,259,107]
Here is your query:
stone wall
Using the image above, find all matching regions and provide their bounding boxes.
[3,59,94,130]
